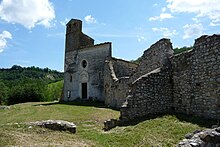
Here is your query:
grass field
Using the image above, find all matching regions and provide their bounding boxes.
[0,102,215,146]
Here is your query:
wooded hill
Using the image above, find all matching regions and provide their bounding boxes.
[0,65,63,105]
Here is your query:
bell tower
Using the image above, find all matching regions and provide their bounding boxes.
[65,19,82,52]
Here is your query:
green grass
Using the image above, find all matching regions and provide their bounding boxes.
[0,102,214,146]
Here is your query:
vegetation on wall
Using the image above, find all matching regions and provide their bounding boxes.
[130,46,193,64]
[173,46,193,55]
[0,65,63,105]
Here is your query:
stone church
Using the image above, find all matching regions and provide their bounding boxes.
[62,18,136,102]
[63,19,112,101]
[62,19,219,121]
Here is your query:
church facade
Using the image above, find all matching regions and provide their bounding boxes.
[63,19,112,101]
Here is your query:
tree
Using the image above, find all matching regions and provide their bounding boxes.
[7,79,47,105]
[0,82,8,105]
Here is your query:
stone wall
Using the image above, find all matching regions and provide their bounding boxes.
[104,58,138,108]
[120,67,173,121]
[119,38,174,121]
[79,33,94,48]
[119,34,219,122]
[172,34,220,119]
[129,38,173,83]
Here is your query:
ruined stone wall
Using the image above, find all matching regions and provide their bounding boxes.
[119,38,174,121]
[119,34,219,122]
[130,38,173,83]
[172,34,220,119]
[104,58,138,108]
[120,68,173,121]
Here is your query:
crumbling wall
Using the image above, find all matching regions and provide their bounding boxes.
[130,38,173,83]
[120,67,173,121]
[172,34,220,119]
[119,38,174,121]
[104,58,138,108]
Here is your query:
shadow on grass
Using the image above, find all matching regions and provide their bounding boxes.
[33,100,119,111]
[33,102,218,129]
[174,113,218,128]
[118,113,218,128]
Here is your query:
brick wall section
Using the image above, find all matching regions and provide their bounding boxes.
[104,58,138,108]
[172,34,220,119]
[120,67,173,121]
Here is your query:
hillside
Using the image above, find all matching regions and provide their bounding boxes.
[0,65,63,85]
[0,102,214,146]
[0,65,63,105]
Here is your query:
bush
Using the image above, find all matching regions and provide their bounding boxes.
[0,82,8,105]
[7,80,47,105]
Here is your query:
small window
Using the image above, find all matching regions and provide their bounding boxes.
[98,71,102,80]
[67,91,71,98]
[82,60,87,68]
[70,75,72,82]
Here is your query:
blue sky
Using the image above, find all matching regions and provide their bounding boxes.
[0,0,219,71]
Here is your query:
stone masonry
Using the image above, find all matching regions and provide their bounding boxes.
[104,57,138,108]
[62,19,219,123]
[119,34,220,122]
[171,35,220,119]
[120,38,174,121]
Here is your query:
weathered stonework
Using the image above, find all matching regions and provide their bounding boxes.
[171,34,220,119]
[120,67,173,121]
[28,120,76,133]
[62,19,219,123]
[129,38,173,83]
[119,34,220,122]
[178,127,220,147]
[104,57,137,108]
[62,19,112,101]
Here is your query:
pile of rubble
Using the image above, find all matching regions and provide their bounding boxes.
[178,127,220,146]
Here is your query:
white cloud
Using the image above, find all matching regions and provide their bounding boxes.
[209,19,220,26]
[192,18,199,23]
[152,27,177,37]
[0,0,55,29]
[0,31,12,53]
[162,7,166,12]
[84,15,97,24]
[210,22,220,27]
[149,13,173,21]
[60,18,69,26]
[166,0,220,23]
[153,3,158,7]
[183,23,204,39]
[136,35,146,42]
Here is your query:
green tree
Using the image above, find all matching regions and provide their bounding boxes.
[0,82,8,105]
[7,79,47,105]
